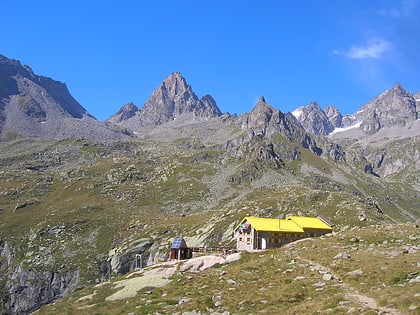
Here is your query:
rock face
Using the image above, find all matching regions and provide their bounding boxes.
[107,72,222,129]
[324,105,342,129]
[0,55,89,119]
[0,54,128,141]
[8,266,79,315]
[238,97,341,159]
[0,241,79,315]
[224,97,345,184]
[356,84,418,134]
[291,102,335,136]
[241,96,307,140]
[291,84,418,137]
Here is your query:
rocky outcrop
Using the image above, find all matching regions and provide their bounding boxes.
[104,236,173,279]
[242,97,306,140]
[7,267,79,315]
[108,238,154,275]
[237,97,344,161]
[0,241,80,315]
[108,72,222,130]
[324,105,343,128]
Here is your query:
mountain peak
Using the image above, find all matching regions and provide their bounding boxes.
[108,73,221,128]
[291,102,334,136]
[253,96,271,110]
[107,102,138,124]
[248,96,275,127]
[165,71,184,81]
[0,54,128,141]
[356,83,417,134]
[161,72,189,94]
[391,83,404,92]
[258,96,266,103]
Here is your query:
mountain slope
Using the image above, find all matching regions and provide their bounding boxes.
[0,54,128,141]
[36,223,419,315]
[0,55,418,315]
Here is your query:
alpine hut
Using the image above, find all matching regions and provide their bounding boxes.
[234,216,332,251]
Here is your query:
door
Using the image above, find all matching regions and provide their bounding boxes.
[261,237,267,249]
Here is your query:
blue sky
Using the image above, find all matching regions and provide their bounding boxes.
[1,0,419,120]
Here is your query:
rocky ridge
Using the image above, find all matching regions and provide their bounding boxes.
[0,54,129,141]
[292,84,419,137]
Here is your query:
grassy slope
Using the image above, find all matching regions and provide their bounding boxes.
[37,223,419,315]
[0,132,418,313]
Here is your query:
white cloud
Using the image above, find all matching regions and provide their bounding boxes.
[339,39,391,60]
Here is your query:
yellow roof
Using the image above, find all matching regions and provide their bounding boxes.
[287,216,332,230]
[238,216,304,233]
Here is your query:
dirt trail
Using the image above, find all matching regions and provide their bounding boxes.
[295,255,401,315]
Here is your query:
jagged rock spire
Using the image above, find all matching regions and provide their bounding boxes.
[108,72,222,127]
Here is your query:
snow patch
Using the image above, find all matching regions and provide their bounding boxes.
[330,122,362,135]
[378,89,389,98]
[292,108,303,120]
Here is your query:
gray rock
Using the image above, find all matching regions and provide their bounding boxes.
[313,282,326,287]
[323,273,333,281]
[226,279,236,285]
[178,298,191,304]
[7,264,79,315]
[108,238,154,275]
[334,252,351,259]
[347,269,363,276]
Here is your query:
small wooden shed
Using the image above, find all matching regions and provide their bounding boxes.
[170,237,193,260]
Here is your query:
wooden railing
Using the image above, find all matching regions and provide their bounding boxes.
[190,247,238,256]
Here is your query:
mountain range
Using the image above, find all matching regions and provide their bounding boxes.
[2,53,419,141]
[0,53,419,314]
